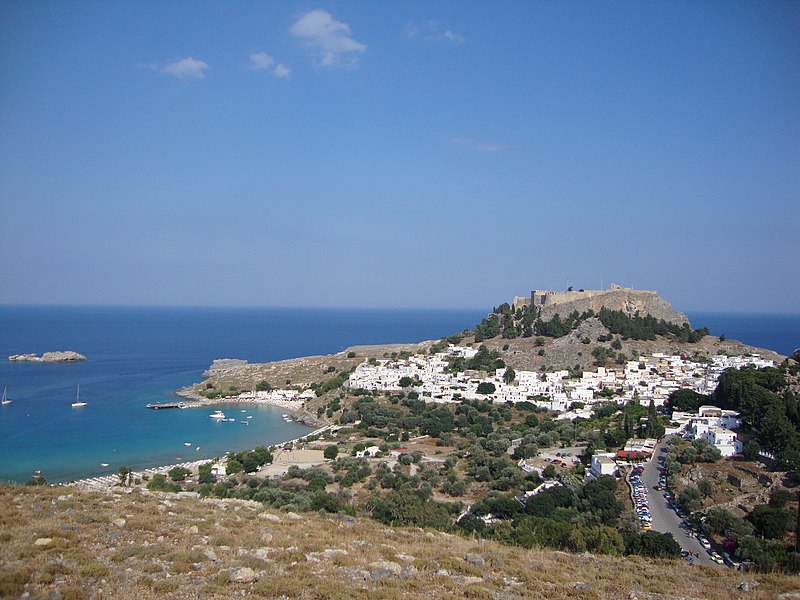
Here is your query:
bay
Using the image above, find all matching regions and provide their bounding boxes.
[0,306,485,483]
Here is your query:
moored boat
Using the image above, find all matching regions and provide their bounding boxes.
[71,385,87,407]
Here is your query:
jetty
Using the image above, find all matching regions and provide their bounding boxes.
[146,402,188,410]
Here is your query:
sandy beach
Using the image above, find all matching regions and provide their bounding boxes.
[67,423,334,491]
[174,390,327,428]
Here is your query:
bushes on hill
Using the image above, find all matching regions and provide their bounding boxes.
[621,530,682,558]
[227,446,273,474]
[369,488,452,529]
[597,308,708,342]
[147,474,181,493]
[714,366,799,472]
[168,466,191,482]
[470,304,708,344]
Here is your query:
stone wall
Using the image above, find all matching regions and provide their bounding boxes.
[512,296,532,311]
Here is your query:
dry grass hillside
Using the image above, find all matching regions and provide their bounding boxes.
[1,484,798,600]
[180,343,431,399]
[474,326,784,374]
[179,321,782,403]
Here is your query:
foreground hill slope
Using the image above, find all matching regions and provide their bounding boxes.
[1,484,796,599]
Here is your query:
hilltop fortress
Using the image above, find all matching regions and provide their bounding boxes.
[513,284,689,326]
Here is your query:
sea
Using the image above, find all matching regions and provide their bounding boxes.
[0,306,797,484]
[0,306,485,484]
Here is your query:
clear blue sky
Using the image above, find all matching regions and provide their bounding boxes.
[1,2,798,312]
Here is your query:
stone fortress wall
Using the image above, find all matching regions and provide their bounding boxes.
[512,284,689,326]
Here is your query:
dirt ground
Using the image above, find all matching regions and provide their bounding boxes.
[257,449,327,478]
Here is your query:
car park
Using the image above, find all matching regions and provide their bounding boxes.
[722,552,741,569]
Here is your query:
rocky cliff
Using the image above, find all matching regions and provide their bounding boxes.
[536,285,689,326]
[202,358,249,378]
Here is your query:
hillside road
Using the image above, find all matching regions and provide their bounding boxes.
[641,437,718,567]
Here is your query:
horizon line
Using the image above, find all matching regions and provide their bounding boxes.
[0,302,799,317]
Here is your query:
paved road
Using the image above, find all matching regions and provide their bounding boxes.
[641,437,718,568]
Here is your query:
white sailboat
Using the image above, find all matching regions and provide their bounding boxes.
[1,386,11,405]
[71,385,87,407]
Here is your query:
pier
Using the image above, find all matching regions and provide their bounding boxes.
[146,402,188,410]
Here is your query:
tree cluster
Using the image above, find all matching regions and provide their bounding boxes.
[714,366,799,472]
[468,304,708,345]
[597,308,708,342]
[226,445,273,474]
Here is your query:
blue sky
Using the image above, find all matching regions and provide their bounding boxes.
[1,2,798,312]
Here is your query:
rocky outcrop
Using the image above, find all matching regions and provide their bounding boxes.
[8,351,87,363]
[202,358,248,378]
[537,286,689,326]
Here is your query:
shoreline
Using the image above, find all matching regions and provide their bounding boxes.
[66,422,335,491]
[174,387,329,428]
[11,396,329,487]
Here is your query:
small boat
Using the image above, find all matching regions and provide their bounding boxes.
[1,386,11,405]
[247,415,253,419]
[184,442,192,446]
[100,463,109,467]
[240,420,249,424]
[71,385,87,407]
[195,446,200,451]
[241,409,246,413]
[210,410,225,419]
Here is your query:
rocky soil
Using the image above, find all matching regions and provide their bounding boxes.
[1,484,797,599]
[478,321,784,373]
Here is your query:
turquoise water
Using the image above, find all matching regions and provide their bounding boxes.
[0,306,485,483]
[0,306,795,484]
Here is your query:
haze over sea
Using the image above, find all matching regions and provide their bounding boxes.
[0,306,797,484]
